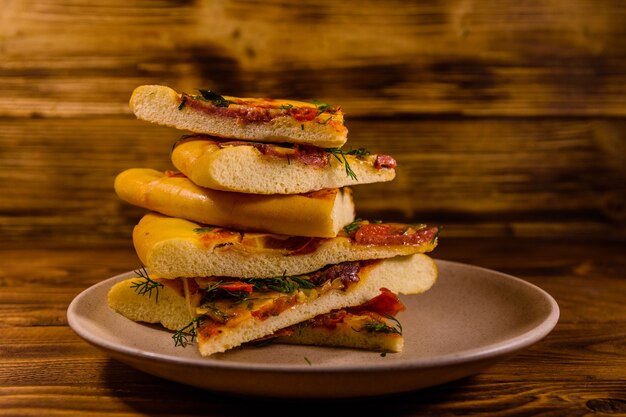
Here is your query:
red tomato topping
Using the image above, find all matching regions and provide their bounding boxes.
[218,281,254,293]
[354,224,438,246]
[287,107,320,122]
[348,288,405,316]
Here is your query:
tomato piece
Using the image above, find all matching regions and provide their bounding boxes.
[348,288,405,316]
[218,281,254,293]
[354,224,438,246]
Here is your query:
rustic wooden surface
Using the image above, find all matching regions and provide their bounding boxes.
[1,0,625,241]
[1,239,625,416]
[1,0,625,415]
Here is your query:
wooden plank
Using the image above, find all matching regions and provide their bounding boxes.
[0,324,623,416]
[0,116,624,241]
[1,0,626,117]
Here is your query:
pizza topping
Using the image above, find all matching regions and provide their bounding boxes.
[218,141,330,168]
[241,233,326,256]
[178,91,342,127]
[374,154,397,169]
[275,288,405,335]
[181,93,274,124]
[347,288,405,316]
[187,261,364,342]
[194,227,242,250]
[351,222,439,246]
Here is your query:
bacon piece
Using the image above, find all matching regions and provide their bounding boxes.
[308,261,361,288]
[305,310,348,330]
[374,154,397,169]
[181,93,274,123]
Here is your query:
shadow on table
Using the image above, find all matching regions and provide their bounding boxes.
[102,357,477,416]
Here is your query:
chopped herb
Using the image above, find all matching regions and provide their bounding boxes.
[173,316,206,347]
[193,226,215,234]
[178,95,187,110]
[248,272,316,294]
[321,116,333,125]
[343,218,363,234]
[129,266,164,303]
[380,352,387,357]
[345,148,371,157]
[304,356,312,366]
[201,280,223,300]
[279,104,294,110]
[196,89,234,108]
[198,303,232,323]
[352,315,402,335]
[361,321,401,335]
[324,148,370,181]
[310,99,336,114]
[301,124,304,130]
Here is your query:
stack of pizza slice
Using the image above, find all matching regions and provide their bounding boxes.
[108,85,439,356]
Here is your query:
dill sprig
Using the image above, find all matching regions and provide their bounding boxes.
[248,272,316,294]
[200,280,250,305]
[325,148,370,181]
[172,316,206,348]
[129,266,164,303]
[360,315,403,335]
[310,99,337,114]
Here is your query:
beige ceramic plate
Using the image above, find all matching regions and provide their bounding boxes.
[67,260,558,398]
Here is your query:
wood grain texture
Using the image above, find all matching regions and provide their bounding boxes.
[2,0,626,117]
[1,0,626,241]
[0,116,624,241]
[0,239,624,416]
[1,2,625,413]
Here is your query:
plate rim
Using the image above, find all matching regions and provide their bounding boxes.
[67,259,560,374]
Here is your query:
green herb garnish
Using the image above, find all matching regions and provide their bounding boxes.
[248,272,316,294]
[172,316,206,347]
[343,218,363,235]
[129,266,164,303]
[193,226,215,234]
[310,99,336,114]
[279,104,294,110]
[360,315,403,335]
[178,95,187,110]
[325,148,370,181]
[197,89,234,107]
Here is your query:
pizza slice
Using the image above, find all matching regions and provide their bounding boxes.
[114,168,355,238]
[170,135,396,194]
[108,254,437,356]
[132,212,439,279]
[129,85,348,148]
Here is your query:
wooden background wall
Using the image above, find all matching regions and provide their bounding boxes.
[1,0,625,243]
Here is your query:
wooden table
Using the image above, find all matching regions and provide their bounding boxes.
[1,0,625,415]
[1,238,624,416]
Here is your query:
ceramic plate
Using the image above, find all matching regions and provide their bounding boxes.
[67,260,559,398]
